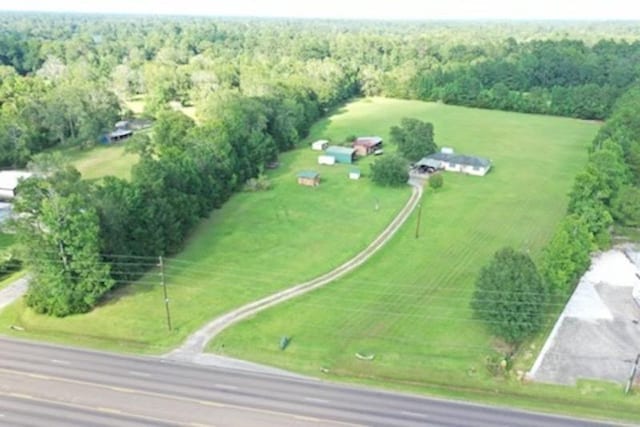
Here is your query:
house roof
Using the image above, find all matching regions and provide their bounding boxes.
[109,129,133,138]
[326,146,356,155]
[415,158,442,168]
[297,170,319,179]
[354,136,383,147]
[0,171,33,191]
[426,152,491,168]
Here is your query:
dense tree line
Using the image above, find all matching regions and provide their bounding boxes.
[539,84,640,301]
[3,15,640,169]
[4,14,640,315]
[14,87,323,315]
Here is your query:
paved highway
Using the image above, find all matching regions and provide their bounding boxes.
[0,337,615,426]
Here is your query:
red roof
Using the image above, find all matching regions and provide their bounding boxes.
[354,136,383,147]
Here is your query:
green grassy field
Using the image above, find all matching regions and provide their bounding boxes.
[0,112,410,352]
[59,144,139,181]
[201,99,638,419]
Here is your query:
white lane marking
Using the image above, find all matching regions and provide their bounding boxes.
[127,371,151,378]
[402,411,428,418]
[50,359,70,365]
[303,397,329,404]
[214,384,238,391]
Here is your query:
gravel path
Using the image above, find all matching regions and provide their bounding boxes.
[168,181,423,363]
[0,275,29,312]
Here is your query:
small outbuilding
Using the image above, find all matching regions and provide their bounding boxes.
[325,146,356,164]
[353,136,383,156]
[297,171,320,187]
[311,140,329,151]
[0,170,33,201]
[441,147,454,155]
[108,128,133,143]
[349,168,361,180]
[318,155,336,165]
[115,120,130,130]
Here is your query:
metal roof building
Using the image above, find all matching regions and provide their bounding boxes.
[325,146,356,164]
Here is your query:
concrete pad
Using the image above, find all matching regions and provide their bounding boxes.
[529,249,640,385]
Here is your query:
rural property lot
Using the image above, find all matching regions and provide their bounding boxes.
[530,249,640,385]
[209,98,598,387]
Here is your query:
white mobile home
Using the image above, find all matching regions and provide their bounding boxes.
[421,153,491,176]
[0,171,33,200]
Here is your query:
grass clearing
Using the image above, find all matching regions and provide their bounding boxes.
[56,144,139,181]
[0,112,410,352]
[203,98,636,420]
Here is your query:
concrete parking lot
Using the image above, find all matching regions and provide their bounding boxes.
[529,249,640,385]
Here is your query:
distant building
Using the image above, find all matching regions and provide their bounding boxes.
[318,155,336,165]
[107,128,133,143]
[348,168,361,180]
[441,147,454,154]
[311,140,329,151]
[353,136,383,156]
[0,170,33,200]
[115,120,130,130]
[297,171,320,187]
[419,152,492,176]
[325,146,356,164]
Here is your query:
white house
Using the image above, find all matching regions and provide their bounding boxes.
[311,140,329,151]
[0,171,33,200]
[318,155,336,165]
[421,153,491,176]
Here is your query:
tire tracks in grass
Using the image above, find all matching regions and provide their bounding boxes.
[167,181,423,362]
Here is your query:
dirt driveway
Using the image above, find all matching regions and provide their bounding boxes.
[529,249,640,385]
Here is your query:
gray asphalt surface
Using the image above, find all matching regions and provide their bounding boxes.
[0,337,618,427]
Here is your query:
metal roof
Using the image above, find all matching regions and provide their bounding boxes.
[297,170,319,179]
[425,152,491,168]
[354,136,383,146]
[325,146,355,155]
[415,158,442,168]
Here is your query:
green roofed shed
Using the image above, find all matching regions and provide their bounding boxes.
[297,170,320,186]
[325,146,356,164]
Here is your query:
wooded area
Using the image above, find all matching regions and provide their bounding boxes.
[2,14,640,315]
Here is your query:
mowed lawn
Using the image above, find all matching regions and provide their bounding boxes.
[59,143,139,181]
[0,109,410,352]
[209,99,600,387]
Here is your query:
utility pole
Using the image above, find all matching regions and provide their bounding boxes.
[159,256,172,331]
[415,201,423,239]
[625,353,640,395]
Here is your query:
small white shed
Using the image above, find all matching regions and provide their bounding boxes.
[318,155,336,165]
[312,140,329,151]
[349,168,361,180]
[441,147,454,154]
